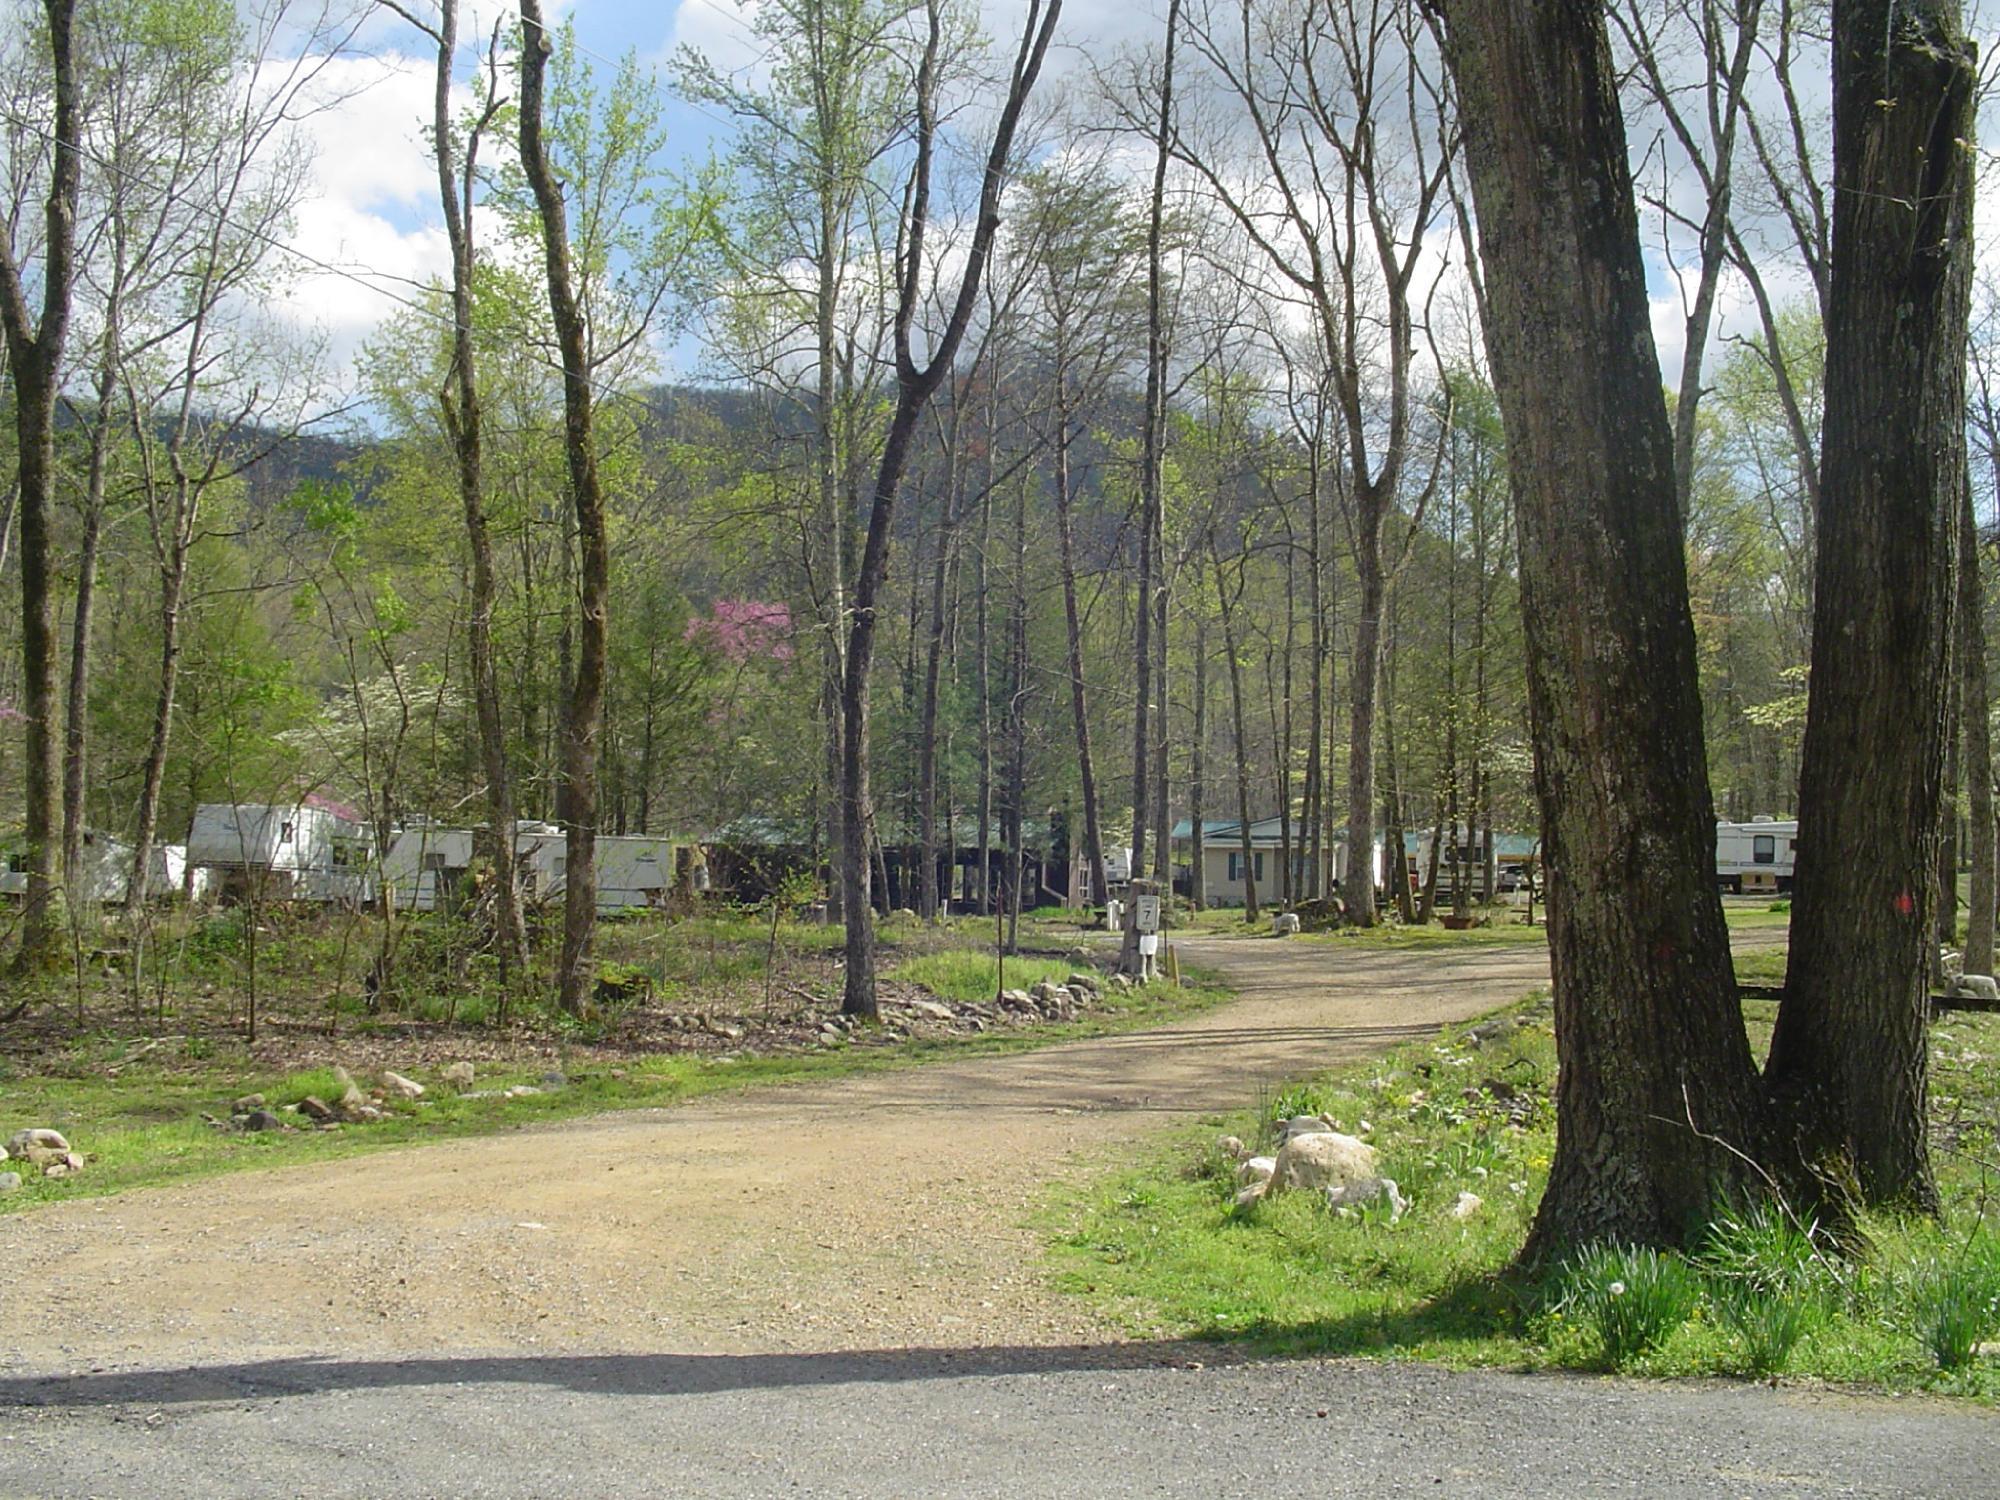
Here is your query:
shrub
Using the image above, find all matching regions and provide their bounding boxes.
[1558,1242,1701,1367]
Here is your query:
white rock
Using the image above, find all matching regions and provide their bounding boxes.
[441,1062,476,1087]
[1236,1156,1277,1188]
[1279,1115,1336,1145]
[1451,1191,1484,1220]
[1323,1177,1407,1222]
[1215,1134,1247,1161]
[1952,973,1999,1002]
[380,1071,425,1100]
[1270,1131,1379,1195]
[0,1171,20,1193]
[907,998,956,1021]
[1233,1183,1267,1212]
[5,1128,69,1159]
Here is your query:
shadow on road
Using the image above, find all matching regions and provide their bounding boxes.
[0,1342,1230,1411]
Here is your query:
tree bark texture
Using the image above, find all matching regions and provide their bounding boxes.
[1441,0,1774,1253]
[1770,0,1975,1209]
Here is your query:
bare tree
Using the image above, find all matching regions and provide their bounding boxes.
[835,0,1062,1017]
[1175,0,1452,924]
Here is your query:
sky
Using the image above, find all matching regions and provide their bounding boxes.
[279,0,1164,391]
[272,0,1997,417]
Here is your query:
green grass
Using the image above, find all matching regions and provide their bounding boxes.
[1046,974,2000,1400]
[0,964,1232,1213]
[885,950,1080,1004]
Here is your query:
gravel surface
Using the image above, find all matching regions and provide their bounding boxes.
[8,925,1981,1497]
[0,935,1553,1365]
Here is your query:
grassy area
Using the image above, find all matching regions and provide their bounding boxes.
[1046,968,2000,1400]
[885,950,1082,1004]
[0,931,1230,1212]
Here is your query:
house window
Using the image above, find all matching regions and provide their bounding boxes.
[280,821,296,845]
[1753,835,1775,865]
[1227,852,1266,883]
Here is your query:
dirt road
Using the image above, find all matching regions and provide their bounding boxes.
[1,934,1553,1369]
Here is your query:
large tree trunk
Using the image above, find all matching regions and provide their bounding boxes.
[1961,482,1995,976]
[0,0,80,972]
[1769,0,1976,1210]
[521,0,610,1015]
[1441,0,1775,1253]
[431,0,530,984]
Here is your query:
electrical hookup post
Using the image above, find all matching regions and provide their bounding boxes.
[1127,878,1162,983]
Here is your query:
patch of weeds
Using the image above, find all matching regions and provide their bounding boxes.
[1697,1201,1833,1374]
[1901,1245,2000,1372]
[1556,1243,1703,1368]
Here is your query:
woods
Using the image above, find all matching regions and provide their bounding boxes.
[0,0,1994,1263]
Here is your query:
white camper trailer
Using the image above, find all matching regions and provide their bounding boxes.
[380,821,578,912]
[0,835,212,904]
[519,829,674,913]
[187,801,372,904]
[1715,817,1798,894]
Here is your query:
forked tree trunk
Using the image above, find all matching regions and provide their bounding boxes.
[1441,0,1775,1253]
[837,0,1061,1016]
[1770,0,1976,1210]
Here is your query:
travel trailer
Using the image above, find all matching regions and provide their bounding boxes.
[1715,817,1798,894]
[383,822,673,914]
[186,800,373,904]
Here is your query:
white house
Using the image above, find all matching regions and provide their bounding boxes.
[1170,818,1386,906]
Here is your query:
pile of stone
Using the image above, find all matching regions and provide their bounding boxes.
[1222,1115,1406,1219]
[1,1127,84,1189]
[996,972,1102,1023]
